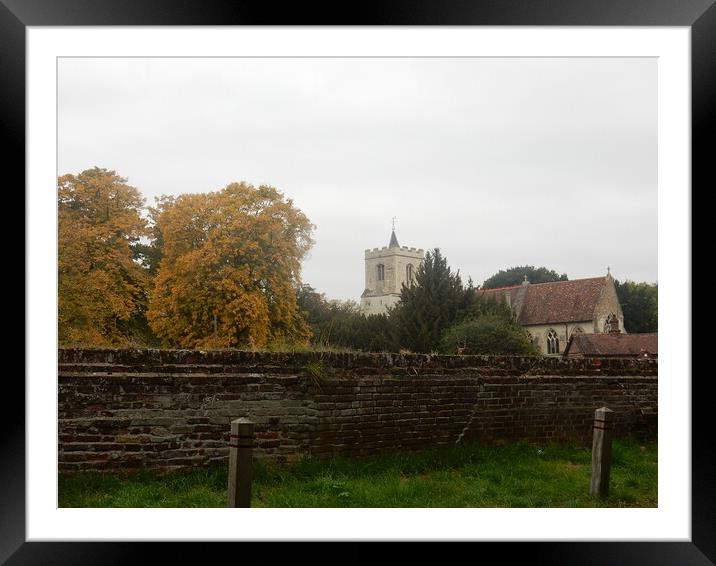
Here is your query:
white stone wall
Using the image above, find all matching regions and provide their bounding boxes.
[360,293,402,316]
[524,322,594,356]
[594,275,626,335]
[361,245,423,315]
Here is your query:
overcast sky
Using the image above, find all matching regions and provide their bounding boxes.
[58,57,657,302]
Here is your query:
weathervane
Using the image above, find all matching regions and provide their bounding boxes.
[392,216,396,231]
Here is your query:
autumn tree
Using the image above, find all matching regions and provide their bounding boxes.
[132,198,166,275]
[147,182,315,349]
[58,167,150,346]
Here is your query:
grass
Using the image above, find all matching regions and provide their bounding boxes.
[58,438,657,508]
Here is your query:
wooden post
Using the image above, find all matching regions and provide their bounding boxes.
[227,418,254,508]
[590,407,614,498]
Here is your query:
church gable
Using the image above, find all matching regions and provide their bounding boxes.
[592,274,625,333]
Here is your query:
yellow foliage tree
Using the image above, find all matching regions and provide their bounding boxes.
[58,167,150,346]
[147,182,315,349]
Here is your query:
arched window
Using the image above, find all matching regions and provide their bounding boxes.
[547,329,559,354]
[603,314,618,333]
[377,264,385,281]
[406,264,414,286]
[570,326,584,338]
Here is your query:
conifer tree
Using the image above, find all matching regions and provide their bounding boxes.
[388,248,473,353]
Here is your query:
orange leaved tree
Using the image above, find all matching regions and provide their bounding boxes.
[58,167,150,346]
[147,182,315,349]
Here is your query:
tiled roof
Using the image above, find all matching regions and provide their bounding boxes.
[566,333,658,357]
[476,277,608,325]
[518,277,606,325]
[475,286,520,300]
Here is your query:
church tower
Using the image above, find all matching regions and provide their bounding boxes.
[360,228,424,316]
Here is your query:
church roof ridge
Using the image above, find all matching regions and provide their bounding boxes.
[526,275,606,287]
[477,284,521,292]
[479,275,606,293]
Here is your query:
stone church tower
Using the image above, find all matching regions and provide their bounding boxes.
[360,229,424,316]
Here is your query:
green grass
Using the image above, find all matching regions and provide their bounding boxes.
[58,438,657,508]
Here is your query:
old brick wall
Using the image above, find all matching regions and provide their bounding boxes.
[58,349,657,473]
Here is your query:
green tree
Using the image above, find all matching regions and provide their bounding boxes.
[439,315,540,355]
[297,285,391,351]
[471,294,515,319]
[58,167,150,346]
[387,248,474,353]
[482,265,568,289]
[614,279,658,333]
[147,182,315,349]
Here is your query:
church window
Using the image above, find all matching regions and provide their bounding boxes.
[406,264,414,286]
[377,264,385,281]
[547,329,559,354]
[571,326,584,338]
[603,314,618,333]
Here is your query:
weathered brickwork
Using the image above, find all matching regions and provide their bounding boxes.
[58,349,657,473]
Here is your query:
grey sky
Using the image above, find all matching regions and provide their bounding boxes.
[58,57,657,302]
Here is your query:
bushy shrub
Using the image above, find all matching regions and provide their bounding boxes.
[439,315,540,355]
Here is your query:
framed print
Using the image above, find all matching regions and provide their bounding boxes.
[8,0,712,563]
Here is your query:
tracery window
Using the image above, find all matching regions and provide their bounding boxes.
[547,329,560,354]
[603,314,618,333]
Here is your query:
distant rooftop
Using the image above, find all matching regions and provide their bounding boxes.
[565,333,658,357]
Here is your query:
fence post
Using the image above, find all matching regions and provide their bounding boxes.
[590,407,614,498]
[227,418,255,508]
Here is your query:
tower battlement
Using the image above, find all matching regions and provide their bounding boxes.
[365,246,424,259]
[361,229,425,316]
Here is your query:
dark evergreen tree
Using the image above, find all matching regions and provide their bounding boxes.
[387,248,473,353]
[614,279,658,333]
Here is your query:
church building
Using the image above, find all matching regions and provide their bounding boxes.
[358,229,630,357]
[360,229,424,316]
[475,271,625,356]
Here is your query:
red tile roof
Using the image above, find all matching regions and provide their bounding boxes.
[565,333,658,357]
[476,277,608,325]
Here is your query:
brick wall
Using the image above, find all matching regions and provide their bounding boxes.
[58,349,657,473]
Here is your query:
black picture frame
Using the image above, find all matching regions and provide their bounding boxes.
[7,0,710,563]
